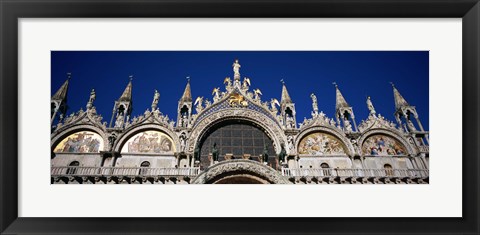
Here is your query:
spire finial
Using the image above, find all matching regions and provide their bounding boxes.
[392,83,410,110]
[180,77,192,102]
[332,81,338,88]
[129,75,133,81]
[66,72,72,79]
[280,79,292,103]
[390,82,395,88]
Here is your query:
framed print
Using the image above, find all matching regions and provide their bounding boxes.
[1,0,479,234]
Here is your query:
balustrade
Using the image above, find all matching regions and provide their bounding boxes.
[281,168,428,178]
[51,166,200,177]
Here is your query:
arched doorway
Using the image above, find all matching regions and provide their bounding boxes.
[197,120,276,169]
[191,159,291,184]
[213,175,267,184]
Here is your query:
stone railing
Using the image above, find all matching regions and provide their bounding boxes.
[281,168,429,178]
[417,146,429,153]
[51,166,200,177]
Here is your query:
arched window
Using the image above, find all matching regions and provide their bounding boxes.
[66,161,79,175]
[118,105,125,115]
[198,120,275,169]
[384,164,393,177]
[320,163,331,176]
[140,161,150,175]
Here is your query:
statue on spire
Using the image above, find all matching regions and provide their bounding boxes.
[310,93,318,116]
[366,96,376,115]
[151,89,160,110]
[86,89,96,110]
[233,59,241,81]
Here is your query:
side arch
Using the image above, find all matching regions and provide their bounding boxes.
[295,126,355,157]
[358,129,416,156]
[187,109,286,154]
[114,123,181,153]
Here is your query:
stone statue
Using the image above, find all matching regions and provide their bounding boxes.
[87,89,96,109]
[151,89,160,110]
[287,135,294,151]
[278,143,287,163]
[366,96,376,115]
[179,132,187,152]
[108,133,116,151]
[233,59,241,79]
[194,146,200,162]
[212,142,219,162]
[310,93,318,115]
[344,119,353,132]
[270,99,279,112]
[262,145,269,164]
[89,89,96,103]
[181,113,188,127]
[114,114,124,128]
[253,88,262,100]
[242,77,250,89]
[224,77,232,88]
[286,115,295,129]
[212,87,221,102]
[194,97,204,113]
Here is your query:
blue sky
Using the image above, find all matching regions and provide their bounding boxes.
[51,51,429,130]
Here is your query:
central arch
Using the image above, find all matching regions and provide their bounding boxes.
[188,109,286,157]
[197,119,277,169]
[191,159,291,184]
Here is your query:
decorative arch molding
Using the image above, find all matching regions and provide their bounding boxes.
[52,109,107,135]
[187,109,286,154]
[191,159,291,184]
[51,124,108,152]
[295,126,355,157]
[358,129,416,156]
[114,123,181,153]
[192,87,281,129]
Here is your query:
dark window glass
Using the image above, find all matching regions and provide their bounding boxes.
[199,121,275,169]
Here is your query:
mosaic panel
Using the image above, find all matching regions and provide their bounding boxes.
[298,132,346,155]
[361,134,407,156]
[121,130,175,153]
[54,131,103,153]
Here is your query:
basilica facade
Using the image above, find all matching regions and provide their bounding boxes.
[50,60,429,184]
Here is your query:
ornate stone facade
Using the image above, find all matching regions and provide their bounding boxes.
[50,60,429,184]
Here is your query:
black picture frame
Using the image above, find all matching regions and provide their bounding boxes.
[1,0,478,234]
